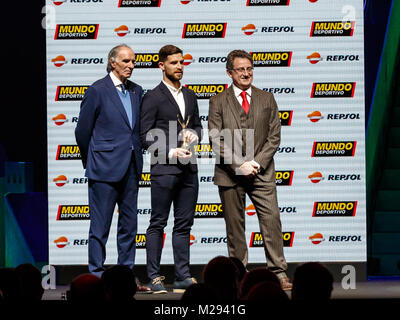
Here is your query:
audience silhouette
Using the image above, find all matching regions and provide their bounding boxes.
[291,262,334,301]
[101,265,137,301]
[202,256,239,302]
[0,259,337,302]
[15,263,44,301]
[67,273,105,302]
[238,267,281,299]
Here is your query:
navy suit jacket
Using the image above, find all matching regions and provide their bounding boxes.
[140,81,202,175]
[75,74,143,182]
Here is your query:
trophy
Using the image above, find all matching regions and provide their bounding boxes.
[177,114,191,150]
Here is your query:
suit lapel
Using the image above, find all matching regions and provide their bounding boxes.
[127,81,139,130]
[159,82,183,120]
[225,85,242,129]
[105,75,131,129]
[182,87,191,122]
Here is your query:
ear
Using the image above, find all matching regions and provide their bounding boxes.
[226,69,233,79]
[158,61,165,71]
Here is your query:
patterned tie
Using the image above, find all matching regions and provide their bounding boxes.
[120,83,126,94]
[240,91,250,114]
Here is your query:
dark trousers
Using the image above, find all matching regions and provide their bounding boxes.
[88,159,138,277]
[146,170,198,281]
[218,178,287,276]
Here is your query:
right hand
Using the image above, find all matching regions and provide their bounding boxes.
[173,147,192,159]
[238,161,258,177]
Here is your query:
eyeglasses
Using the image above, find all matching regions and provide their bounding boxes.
[232,67,254,74]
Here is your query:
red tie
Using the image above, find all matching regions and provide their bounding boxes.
[240,91,250,114]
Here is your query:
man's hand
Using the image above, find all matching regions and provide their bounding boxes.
[238,161,259,177]
[180,129,198,145]
[173,147,192,159]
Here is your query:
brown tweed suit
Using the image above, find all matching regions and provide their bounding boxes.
[208,85,288,277]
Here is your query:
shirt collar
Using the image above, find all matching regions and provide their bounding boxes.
[162,80,182,94]
[109,71,124,87]
[232,84,252,98]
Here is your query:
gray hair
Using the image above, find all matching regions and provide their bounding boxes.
[106,44,132,73]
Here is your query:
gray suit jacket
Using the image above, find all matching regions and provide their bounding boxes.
[208,85,281,187]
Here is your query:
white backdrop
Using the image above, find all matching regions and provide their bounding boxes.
[47,0,366,265]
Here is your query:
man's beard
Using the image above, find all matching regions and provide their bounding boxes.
[165,70,183,83]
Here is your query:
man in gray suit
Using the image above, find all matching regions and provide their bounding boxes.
[208,49,292,290]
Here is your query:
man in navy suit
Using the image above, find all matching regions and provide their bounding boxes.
[75,44,143,278]
[140,45,202,293]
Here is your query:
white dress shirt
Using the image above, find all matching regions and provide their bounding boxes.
[162,80,185,119]
[232,84,252,106]
[109,71,125,92]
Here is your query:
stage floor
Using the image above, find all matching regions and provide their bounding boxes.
[42,279,400,301]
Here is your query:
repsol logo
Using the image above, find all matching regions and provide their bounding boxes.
[312,141,357,157]
[55,86,88,101]
[200,176,214,182]
[199,115,208,122]
[53,175,88,187]
[182,23,227,38]
[250,232,294,247]
[311,82,356,98]
[328,174,361,181]
[52,56,104,67]
[275,170,294,186]
[200,237,227,244]
[328,235,362,242]
[279,207,297,214]
[310,21,355,37]
[251,51,292,67]
[185,84,227,99]
[118,0,161,7]
[277,146,296,154]
[263,88,295,94]
[327,113,360,120]
[134,53,159,68]
[54,24,99,40]
[197,57,227,63]
[56,145,81,160]
[139,172,151,187]
[279,110,293,126]
[195,203,223,218]
[260,26,294,33]
[137,208,152,215]
[133,27,166,34]
[53,0,103,4]
[247,0,290,6]
[57,205,90,221]
[313,201,358,217]
[194,144,216,158]
[326,55,360,62]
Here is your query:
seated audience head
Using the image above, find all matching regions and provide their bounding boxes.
[15,263,44,301]
[229,257,247,283]
[101,265,137,301]
[68,273,105,302]
[291,262,334,301]
[202,256,238,301]
[181,283,218,302]
[239,267,280,299]
[244,280,290,302]
[0,268,20,300]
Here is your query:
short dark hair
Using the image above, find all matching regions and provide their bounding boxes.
[226,50,253,71]
[158,45,183,62]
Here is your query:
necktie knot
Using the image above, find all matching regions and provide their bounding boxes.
[240,91,250,114]
[120,83,126,94]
